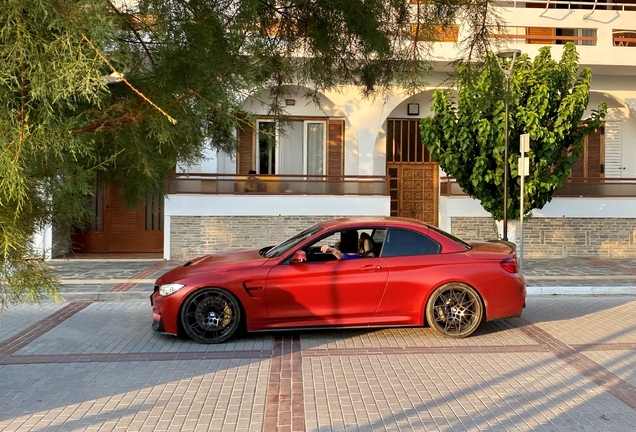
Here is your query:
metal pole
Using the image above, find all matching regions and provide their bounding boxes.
[496,48,521,242]
[519,160,524,273]
[503,76,510,241]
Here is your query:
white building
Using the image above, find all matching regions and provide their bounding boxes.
[44,0,636,260]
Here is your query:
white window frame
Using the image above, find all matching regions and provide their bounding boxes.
[256,119,327,175]
[304,120,327,175]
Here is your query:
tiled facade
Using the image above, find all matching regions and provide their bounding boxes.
[171,215,636,259]
[452,217,636,258]
[169,215,346,260]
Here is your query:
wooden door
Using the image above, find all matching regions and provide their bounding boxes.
[386,119,439,226]
[72,185,163,253]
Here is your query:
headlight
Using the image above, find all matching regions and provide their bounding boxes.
[159,283,185,296]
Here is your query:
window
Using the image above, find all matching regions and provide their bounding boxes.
[302,228,386,262]
[381,228,441,257]
[256,120,326,175]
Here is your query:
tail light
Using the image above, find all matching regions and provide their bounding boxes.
[500,257,518,273]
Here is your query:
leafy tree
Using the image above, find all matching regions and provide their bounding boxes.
[1,0,500,309]
[420,42,606,223]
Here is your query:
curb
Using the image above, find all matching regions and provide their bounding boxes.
[526,286,636,296]
[52,292,152,302]
[48,287,636,303]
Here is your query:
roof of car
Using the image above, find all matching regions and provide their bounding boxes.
[319,216,431,230]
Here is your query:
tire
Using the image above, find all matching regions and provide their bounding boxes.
[180,288,242,344]
[425,283,483,338]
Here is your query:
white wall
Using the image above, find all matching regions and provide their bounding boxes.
[440,196,636,232]
[164,194,390,217]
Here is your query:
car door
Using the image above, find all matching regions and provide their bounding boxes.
[264,230,389,326]
[375,228,448,323]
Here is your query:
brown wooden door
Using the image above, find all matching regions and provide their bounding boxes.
[72,185,163,253]
[386,119,439,226]
[387,163,438,225]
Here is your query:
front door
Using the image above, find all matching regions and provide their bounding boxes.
[264,257,389,325]
[72,185,163,253]
[386,119,439,225]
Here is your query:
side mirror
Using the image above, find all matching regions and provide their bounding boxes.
[290,250,307,263]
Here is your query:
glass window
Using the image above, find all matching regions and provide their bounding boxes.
[256,120,326,175]
[265,224,322,258]
[301,228,386,262]
[381,228,441,257]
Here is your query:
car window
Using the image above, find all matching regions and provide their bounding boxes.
[265,224,322,258]
[300,227,386,261]
[427,225,471,250]
[380,228,441,257]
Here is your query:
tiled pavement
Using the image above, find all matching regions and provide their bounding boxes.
[2,259,636,431]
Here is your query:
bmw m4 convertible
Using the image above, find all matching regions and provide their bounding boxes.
[151,217,526,343]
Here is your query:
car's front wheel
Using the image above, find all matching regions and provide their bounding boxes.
[425,283,483,338]
[180,288,242,343]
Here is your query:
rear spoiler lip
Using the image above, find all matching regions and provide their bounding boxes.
[487,239,517,253]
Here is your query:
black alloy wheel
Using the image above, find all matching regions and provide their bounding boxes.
[180,288,242,343]
[425,283,483,338]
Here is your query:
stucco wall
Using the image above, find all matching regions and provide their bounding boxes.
[451,217,636,258]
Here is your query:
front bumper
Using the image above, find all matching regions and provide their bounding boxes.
[150,289,180,335]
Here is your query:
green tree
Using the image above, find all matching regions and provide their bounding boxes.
[1,0,500,309]
[420,42,606,224]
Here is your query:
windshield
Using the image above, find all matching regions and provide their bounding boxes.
[265,224,323,258]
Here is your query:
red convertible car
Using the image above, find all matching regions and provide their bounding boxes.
[151,217,525,343]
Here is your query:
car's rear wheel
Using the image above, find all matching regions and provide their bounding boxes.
[425,283,483,338]
[180,288,242,344]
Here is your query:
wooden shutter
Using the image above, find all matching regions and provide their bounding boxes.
[237,124,254,174]
[327,120,344,176]
[587,126,604,178]
[604,121,623,177]
[570,126,605,179]
[526,27,555,44]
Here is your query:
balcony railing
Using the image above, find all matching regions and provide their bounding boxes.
[493,0,636,11]
[167,173,390,196]
[441,176,636,198]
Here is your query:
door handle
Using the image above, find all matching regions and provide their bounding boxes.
[360,265,382,271]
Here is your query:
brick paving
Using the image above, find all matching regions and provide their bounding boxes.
[1,259,636,430]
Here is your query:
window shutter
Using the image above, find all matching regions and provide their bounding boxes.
[604,121,622,178]
[586,126,603,178]
[237,124,254,174]
[526,27,555,44]
[327,120,344,176]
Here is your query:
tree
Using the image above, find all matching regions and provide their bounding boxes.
[1,0,501,309]
[420,42,607,225]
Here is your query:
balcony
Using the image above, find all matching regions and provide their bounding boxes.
[440,176,636,198]
[166,174,390,196]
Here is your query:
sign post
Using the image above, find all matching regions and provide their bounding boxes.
[518,134,530,273]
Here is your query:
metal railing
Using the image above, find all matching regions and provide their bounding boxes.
[440,176,636,198]
[492,0,636,12]
[167,173,390,196]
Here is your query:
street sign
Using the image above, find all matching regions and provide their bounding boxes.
[520,133,530,153]
[518,157,530,177]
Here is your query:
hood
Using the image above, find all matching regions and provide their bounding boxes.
[156,249,268,284]
[467,240,516,255]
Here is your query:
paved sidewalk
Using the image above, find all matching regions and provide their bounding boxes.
[2,296,636,431]
[2,257,636,430]
[45,257,636,302]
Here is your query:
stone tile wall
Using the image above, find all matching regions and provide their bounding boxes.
[170,215,636,259]
[451,217,636,258]
[170,215,345,260]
